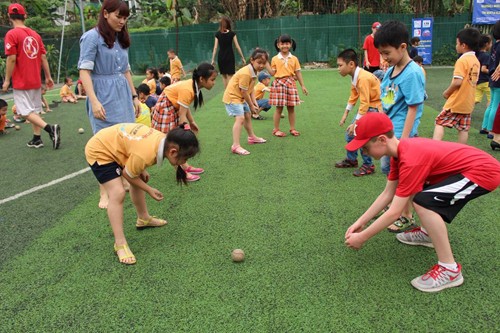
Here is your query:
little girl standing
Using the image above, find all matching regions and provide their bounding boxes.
[267,34,308,137]
[223,49,268,155]
[142,68,159,96]
[151,62,217,181]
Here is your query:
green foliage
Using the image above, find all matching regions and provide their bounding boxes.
[432,44,458,66]
[45,44,60,78]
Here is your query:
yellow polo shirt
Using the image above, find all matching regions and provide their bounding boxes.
[223,65,256,104]
[142,78,157,95]
[60,84,72,97]
[271,52,301,78]
[170,56,183,80]
[254,82,269,100]
[165,79,197,109]
[347,67,382,117]
[443,52,480,114]
[85,123,166,178]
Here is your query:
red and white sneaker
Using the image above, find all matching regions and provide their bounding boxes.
[396,227,434,248]
[184,166,204,175]
[411,263,464,292]
[247,136,267,144]
[186,173,200,182]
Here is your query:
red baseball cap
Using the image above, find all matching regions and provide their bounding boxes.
[8,4,26,15]
[345,112,393,151]
[372,22,381,29]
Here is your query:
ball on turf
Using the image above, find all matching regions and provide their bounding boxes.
[231,249,245,262]
[78,128,84,134]
[15,125,20,130]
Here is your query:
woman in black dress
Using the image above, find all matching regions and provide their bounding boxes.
[211,16,246,88]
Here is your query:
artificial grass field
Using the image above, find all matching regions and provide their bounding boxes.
[0,68,499,332]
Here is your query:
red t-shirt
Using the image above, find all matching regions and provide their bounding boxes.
[4,27,46,90]
[388,138,500,197]
[362,34,380,67]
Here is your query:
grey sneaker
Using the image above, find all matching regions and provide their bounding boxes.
[396,227,434,248]
[27,138,44,148]
[49,124,61,149]
[411,264,464,292]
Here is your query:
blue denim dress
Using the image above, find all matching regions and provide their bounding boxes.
[78,28,135,134]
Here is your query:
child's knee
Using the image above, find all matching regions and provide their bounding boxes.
[108,189,126,203]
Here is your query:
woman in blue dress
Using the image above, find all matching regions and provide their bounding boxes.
[78,0,140,209]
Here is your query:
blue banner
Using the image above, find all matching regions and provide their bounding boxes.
[412,18,433,65]
[473,0,500,24]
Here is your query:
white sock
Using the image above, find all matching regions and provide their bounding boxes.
[438,261,458,271]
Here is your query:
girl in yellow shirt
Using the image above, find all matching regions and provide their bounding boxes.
[85,123,200,265]
[266,34,308,137]
[151,63,217,181]
[142,68,159,96]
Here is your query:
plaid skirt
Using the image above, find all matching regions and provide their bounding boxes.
[151,94,179,133]
[269,77,301,107]
[435,109,471,131]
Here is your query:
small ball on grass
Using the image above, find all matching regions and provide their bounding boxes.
[15,125,21,130]
[78,128,84,134]
[231,249,245,262]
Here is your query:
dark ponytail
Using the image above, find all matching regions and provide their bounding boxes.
[192,62,217,110]
[274,34,297,52]
[165,123,200,185]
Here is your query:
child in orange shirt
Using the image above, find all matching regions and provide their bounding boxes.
[85,123,200,265]
[142,68,159,96]
[60,77,78,103]
[168,49,186,83]
[266,34,308,137]
[252,71,272,120]
[0,99,9,135]
[223,49,268,155]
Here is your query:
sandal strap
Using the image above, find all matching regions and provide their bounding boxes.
[136,215,167,227]
[114,243,136,263]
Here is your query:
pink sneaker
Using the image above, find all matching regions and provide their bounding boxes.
[247,136,267,144]
[184,166,204,175]
[411,263,464,292]
[186,173,200,182]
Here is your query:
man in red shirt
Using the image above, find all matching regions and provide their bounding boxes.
[2,4,60,149]
[344,112,500,293]
[363,22,382,73]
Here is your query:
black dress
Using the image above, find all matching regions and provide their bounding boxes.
[215,30,236,75]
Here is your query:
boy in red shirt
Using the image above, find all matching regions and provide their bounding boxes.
[2,4,60,149]
[345,112,500,292]
[363,22,382,73]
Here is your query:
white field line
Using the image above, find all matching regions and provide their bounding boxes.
[0,167,91,205]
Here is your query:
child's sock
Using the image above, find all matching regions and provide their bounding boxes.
[438,261,458,271]
[43,124,52,134]
[33,134,41,141]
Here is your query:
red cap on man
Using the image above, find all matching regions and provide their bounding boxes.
[8,4,26,15]
[345,112,393,151]
[372,22,381,29]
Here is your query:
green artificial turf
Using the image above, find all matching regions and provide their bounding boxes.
[0,69,498,332]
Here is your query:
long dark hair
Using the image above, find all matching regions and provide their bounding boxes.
[192,63,217,110]
[165,124,200,184]
[97,0,131,49]
[219,16,232,32]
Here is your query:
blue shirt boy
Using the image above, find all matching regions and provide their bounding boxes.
[380,60,425,138]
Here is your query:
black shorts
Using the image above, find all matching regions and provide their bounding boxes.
[413,174,490,223]
[89,161,123,184]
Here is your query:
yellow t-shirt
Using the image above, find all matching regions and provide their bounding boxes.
[222,65,256,104]
[170,56,183,80]
[165,79,196,110]
[85,123,165,178]
[347,67,382,116]
[135,103,152,127]
[443,52,480,114]
[271,53,301,78]
[142,78,157,95]
[60,84,72,97]
[254,82,269,100]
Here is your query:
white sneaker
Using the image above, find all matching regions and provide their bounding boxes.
[411,264,464,292]
[396,227,434,248]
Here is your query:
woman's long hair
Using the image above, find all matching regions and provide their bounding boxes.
[97,0,131,49]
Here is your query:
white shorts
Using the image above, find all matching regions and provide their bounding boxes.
[13,89,42,116]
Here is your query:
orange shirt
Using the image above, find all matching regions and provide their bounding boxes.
[170,56,183,80]
[85,123,165,178]
[347,67,382,117]
[271,52,301,78]
[142,78,157,95]
[222,65,257,104]
[443,52,480,114]
[60,84,72,97]
[165,79,197,109]
[254,82,269,100]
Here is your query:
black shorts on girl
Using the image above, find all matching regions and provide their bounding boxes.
[89,161,123,184]
[413,174,490,223]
